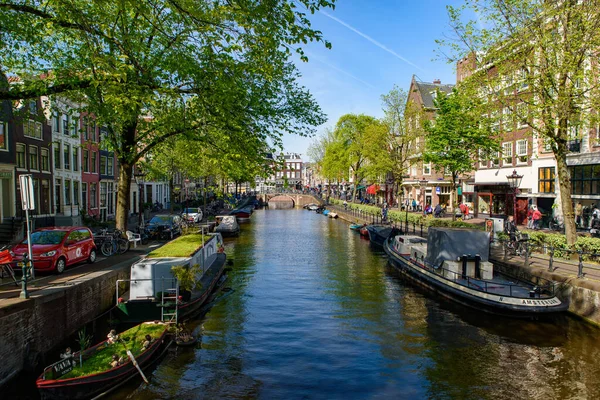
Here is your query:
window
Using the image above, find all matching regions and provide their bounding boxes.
[90,183,97,208]
[83,149,89,172]
[16,143,26,168]
[479,149,488,168]
[83,121,89,140]
[100,182,107,208]
[65,179,71,206]
[24,120,42,139]
[0,121,7,150]
[538,167,556,193]
[100,155,107,175]
[73,181,79,206]
[570,165,600,195]
[491,111,500,132]
[64,143,71,170]
[70,117,77,136]
[91,151,97,173]
[41,148,49,171]
[519,68,529,90]
[92,122,97,141]
[107,156,114,175]
[62,115,69,135]
[29,146,39,170]
[82,182,88,211]
[516,139,528,163]
[53,112,60,133]
[503,107,512,131]
[491,151,500,168]
[516,103,528,129]
[423,163,431,175]
[29,100,37,114]
[54,144,61,169]
[73,147,78,171]
[502,142,513,165]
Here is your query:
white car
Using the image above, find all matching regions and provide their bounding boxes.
[182,207,203,223]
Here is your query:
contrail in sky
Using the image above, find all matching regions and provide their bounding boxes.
[321,10,424,71]
[306,51,377,89]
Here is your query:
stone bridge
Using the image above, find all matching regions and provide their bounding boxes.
[258,194,323,209]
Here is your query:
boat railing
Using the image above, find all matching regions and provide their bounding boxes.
[116,277,178,304]
[389,245,556,299]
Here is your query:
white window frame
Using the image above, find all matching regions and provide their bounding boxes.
[502,142,513,165]
[516,139,528,164]
[41,148,50,172]
[491,151,500,168]
[28,145,39,171]
[503,106,512,132]
[423,162,431,175]
[478,149,488,169]
[519,68,529,91]
[16,143,26,169]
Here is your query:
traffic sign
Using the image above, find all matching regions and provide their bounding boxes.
[19,174,35,210]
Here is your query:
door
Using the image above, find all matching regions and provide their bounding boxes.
[1,178,11,220]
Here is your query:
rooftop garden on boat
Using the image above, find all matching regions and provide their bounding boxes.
[56,323,166,379]
[147,233,211,258]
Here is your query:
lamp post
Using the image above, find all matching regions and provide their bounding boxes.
[506,169,523,220]
[134,169,146,231]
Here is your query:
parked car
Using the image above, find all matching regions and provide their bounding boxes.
[182,207,203,224]
[145,214,183,240]
[11,227,97,274]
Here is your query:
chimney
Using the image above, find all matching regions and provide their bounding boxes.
[433,79,441,84]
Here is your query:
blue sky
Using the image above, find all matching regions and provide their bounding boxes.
[283,0,464,160]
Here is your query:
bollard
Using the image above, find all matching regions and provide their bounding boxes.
[412,222,416,234]
[503,240,508,262]
[548,246,554,272]
[523,241,529,267]
[420,224,423,237]
[577,250,585,279]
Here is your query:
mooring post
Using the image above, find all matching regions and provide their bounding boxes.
[548,246,554,272]
[577,250,585,279]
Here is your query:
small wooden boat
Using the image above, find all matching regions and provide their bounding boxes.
[384,228,568,317]
[36,322,170,400]
[359,227,369,237]
[349,223,366,232]
[328,212,338,218]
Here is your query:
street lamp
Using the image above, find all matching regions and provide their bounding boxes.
[506,169,523,219]
[134,169,146,231]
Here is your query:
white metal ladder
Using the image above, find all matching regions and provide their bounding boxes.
[160,278,179,324]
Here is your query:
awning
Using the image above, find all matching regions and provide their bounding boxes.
[356,185,366,190]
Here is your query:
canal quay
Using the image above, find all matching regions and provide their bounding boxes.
[7,208,600,399]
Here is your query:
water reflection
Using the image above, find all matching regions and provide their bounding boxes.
[46,209,600,399]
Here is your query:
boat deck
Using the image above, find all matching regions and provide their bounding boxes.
[454,274,534,298]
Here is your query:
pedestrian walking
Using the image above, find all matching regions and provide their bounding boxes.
[526,205,534,229]
[532,206,542,230]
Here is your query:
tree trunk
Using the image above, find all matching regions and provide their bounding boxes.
[351,172,358,203]
[115,162,132,231]
[169,175,175,213]
[554,149,577,246]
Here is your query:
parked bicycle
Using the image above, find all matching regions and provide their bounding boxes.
[94,229,129,257]
[548,217,564,231]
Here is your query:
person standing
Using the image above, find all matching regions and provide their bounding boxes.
[532,206,542,230]
[526,205,534,229]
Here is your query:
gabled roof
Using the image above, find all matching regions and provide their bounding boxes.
[413,79,454,109]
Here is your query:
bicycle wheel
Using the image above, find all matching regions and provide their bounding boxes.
[101,240,114,256]
[548,220,558,231]
[117,238,130,254]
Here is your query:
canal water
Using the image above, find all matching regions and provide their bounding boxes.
[17,209,600,399]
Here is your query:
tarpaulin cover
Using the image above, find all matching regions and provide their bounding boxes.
[425,228,490,267]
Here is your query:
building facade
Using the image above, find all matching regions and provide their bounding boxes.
[0,75,16,221]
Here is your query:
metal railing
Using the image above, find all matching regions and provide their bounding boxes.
[327,203,600,280]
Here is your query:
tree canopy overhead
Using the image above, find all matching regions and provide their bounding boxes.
[1,0,334,229]
[440,0,600,244]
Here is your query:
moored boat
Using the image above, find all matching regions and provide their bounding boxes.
[383,228,568,317]
[359,227,369,237]
[349,223,366,232]
[230,205,253,220]
[215,215,240,236]
[366,224,400,247]
[115,233,227,323]
[36,322,170,400]
[328,212,338,218]
[322,209,330,216]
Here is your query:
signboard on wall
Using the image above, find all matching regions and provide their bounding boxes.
[435,187,441,194]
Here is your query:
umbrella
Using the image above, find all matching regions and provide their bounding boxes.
[366,184,379,195]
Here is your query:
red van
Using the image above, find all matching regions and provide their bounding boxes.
[11,227,97,274]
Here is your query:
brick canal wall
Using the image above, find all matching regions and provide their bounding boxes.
[0,261,133,387]
[330,204,600,326]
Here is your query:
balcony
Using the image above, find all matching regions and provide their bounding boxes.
[568,139,581,153]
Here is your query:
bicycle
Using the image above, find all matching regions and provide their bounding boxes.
[503,231,531,258]
[96,229,129,257]
[548,217,564,231]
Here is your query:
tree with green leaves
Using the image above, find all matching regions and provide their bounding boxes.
[440,0,600,244]
[0,0,333,230]
[423,88,497,219]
